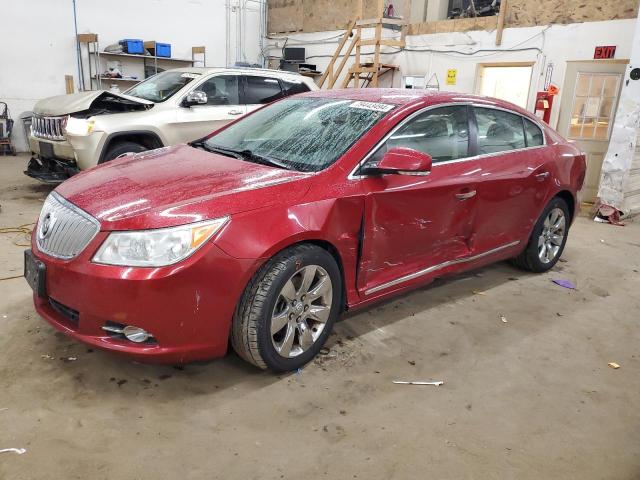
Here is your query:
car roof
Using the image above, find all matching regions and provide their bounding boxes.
[165,66,305,80]
[299,88,534,118]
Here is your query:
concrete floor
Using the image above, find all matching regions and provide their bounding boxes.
[1,154,639,479]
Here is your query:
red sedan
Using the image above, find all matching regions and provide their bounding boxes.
[25,89,586,371]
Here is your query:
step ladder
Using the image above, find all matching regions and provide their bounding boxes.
[318,0,406,89]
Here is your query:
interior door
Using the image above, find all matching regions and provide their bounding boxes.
[557,61,626,202]
[173,74,246,143]
[357,105,479,295]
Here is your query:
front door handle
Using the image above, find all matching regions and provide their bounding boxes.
[455,190,477,200]
[535,171,550,181]
[228,109,243,115]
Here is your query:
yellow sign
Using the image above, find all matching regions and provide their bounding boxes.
[446,69,457,86]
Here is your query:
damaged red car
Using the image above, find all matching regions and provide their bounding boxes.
[25,89,586,371]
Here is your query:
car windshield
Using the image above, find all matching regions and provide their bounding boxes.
[125,71,200,103]
[203,97,395,172]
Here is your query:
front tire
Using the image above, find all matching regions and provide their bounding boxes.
[102,141,147,162]
[231,244,342,372]
[513,196,570,273]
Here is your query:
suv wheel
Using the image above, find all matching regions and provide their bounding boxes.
[231,244,342,372]
[513,196,570,273]
[102,141,147,162]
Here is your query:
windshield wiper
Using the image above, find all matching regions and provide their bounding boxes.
[199,144,290,170]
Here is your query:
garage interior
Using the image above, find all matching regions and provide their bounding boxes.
[1,0,640,478]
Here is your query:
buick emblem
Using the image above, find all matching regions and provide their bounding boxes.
[39,212,56,239]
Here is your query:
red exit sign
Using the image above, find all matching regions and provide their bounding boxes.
[594,45,616,59]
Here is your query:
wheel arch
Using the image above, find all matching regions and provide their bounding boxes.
[98,130,164,163]
[554,190,576,223]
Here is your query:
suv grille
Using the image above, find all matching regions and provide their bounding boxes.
[32,114,67,141]
[36,192,100,260]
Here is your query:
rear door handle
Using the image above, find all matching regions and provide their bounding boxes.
[535,171,550,181]
[228,109,243,115]
[455,190,477,200]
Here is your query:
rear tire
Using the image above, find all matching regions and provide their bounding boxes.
[513,196,570,273]
[102,141,147,162]
[231,244,342,372]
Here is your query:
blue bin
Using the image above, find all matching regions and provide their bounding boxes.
[119,39,144,54]
[153,43,172,58]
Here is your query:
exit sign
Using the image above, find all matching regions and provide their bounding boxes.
[594,45,616,59]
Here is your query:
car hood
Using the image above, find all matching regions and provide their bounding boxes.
[55,144,313,230]
[33,90,153,116]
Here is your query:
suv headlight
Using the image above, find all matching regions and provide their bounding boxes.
[92,217,229,267]
[64,117,95,136]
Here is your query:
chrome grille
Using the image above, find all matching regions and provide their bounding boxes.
[31,114,67,141]
[36,192,100,260]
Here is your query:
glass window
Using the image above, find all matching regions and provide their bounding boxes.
[475,108,526,154]
[281,79,311,96]
[204,98,393,172]
[524,118,544,147]
[367,106,469,166]
[194,75,239,105]
[569,72,621,140]
[125,71,200,103]
[243,76,284,104]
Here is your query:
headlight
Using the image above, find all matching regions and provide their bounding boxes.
[92,217,229,267]
[64,116,95,136]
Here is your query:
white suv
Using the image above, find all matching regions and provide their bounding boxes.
[26,67,318,183]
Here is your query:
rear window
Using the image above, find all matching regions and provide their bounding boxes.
[281,79,311,96]
[243,76,284,104]
[524,118,544,147]
[475,107,526,155]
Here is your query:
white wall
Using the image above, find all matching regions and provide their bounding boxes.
[266,19,636,130]
[0,0,263,152]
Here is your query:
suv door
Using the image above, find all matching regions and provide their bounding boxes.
[241,75,285,114]
[471,107,551,252]
[357,105,482,296]
[173,74,246,143]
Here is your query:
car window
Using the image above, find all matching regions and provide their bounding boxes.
[281,79,311,96]
[243,76,284,104]
[205,98,393,172]
[475,107,526,155]
[125,71,200,103]
[194,75,240,105]
[524,118,544,147]
[366,106,469,167]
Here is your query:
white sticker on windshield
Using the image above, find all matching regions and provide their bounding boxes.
[350,101,395,112]
[180,73,201,79]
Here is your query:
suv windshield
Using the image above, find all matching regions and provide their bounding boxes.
[125,71,200,103]
[203,98,394,172]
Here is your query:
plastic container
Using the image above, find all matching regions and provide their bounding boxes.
[119,39,144,55]
[148,42,171,58]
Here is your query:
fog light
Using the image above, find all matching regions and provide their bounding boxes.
[123,326,150,343]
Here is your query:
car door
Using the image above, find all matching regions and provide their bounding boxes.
[173,74,246,143]
[470,107,551,252]
[241,75,285,114]
[357,105,483,296]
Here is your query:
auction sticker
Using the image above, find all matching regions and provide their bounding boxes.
[350,101,395,112]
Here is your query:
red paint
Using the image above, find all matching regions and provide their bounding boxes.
[31,89,586,364]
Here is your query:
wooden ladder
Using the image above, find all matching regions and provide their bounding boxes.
[318,0,406,89]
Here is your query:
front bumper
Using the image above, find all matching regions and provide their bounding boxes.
[29,233,260,364]
[26,136,78,183]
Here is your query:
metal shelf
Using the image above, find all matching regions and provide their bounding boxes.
[89,51,194,63]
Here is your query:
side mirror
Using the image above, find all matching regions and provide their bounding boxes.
[362,147,432,176]
[182,91,208,107]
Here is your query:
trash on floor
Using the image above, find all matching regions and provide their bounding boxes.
[552,279,576,289]
[393,380,444,386]
[472,290,486,295]
[500,314,508,323]
[608,362,621,369]
[0,448,26,455]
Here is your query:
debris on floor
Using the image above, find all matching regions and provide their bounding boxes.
[472,290,486,295]
[0,448,26,455]
[393,380,444,386]
[608,362,621,369]
[552,279,576,289]
[499,314,508,323]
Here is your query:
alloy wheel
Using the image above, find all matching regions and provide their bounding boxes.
[538,207,566,264]
[270,265,333,358]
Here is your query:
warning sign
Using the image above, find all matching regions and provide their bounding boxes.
[446,69,457,86]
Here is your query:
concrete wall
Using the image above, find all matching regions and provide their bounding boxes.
[0,0,263,152]
[265,19,637,129]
